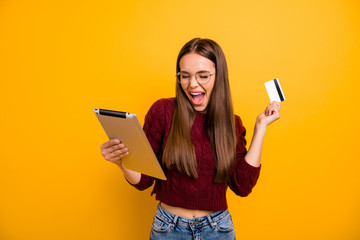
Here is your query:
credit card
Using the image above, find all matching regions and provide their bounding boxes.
[264,78,285,102]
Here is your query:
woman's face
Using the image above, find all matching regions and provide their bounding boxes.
[179,53,216,112]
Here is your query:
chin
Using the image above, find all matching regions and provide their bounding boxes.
[194,106,206,112]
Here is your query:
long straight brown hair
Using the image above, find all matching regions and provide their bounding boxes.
[162,38,237,183]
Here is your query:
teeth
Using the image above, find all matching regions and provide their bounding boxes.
[190,93,202,96]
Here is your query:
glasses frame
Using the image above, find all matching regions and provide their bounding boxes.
[176,71,215,85]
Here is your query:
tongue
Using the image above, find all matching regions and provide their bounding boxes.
[192,93,205,105]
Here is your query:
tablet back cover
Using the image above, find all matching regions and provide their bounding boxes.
[95,110,166,180]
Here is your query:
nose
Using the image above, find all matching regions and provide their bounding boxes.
[188,75,199,88]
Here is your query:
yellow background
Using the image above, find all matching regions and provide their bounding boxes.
[1,0,359,239]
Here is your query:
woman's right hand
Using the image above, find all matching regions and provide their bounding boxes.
[100,139,129,166]
[101,139,141,185]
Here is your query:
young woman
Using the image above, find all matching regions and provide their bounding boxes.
[100,38,281,240]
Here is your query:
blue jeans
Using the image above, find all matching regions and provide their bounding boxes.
[150,203,235,240]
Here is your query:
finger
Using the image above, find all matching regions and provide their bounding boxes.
[100,139,121,149]
[108,143,126,152]
[103,147,128,161]
[265,101,281,116]
[103,143,127,157]
[266,105,279,117]
[270,101,280,104]
[265,105,273,116]
[269,106,278,115]
[265,108,269,117]
[101,143,120,156]
[107,155,122,164]
[110,148,129,159]
[271,102,281,110]
[267,109,274,117]
[105,142,125,151]
[270,107,280,118]
[102,144,122,158]
[108,151,129,163]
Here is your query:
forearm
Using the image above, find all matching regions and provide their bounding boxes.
[244,101,281,167]
[117,162,141,185]
[245,124,267,168]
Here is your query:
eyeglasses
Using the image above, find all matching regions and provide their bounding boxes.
[176,71,215,85]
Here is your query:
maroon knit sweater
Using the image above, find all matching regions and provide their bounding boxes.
[130,98,261,211]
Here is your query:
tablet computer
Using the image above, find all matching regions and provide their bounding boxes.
[94,108,166,180]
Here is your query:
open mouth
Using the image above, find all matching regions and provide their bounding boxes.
[190,92,205,105]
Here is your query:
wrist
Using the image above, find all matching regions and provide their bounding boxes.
[254,122,267,133]
[116,161,125,170]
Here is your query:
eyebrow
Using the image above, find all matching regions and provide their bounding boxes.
[180,70,210,74]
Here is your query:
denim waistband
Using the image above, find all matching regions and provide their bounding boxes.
[155,203,229,229]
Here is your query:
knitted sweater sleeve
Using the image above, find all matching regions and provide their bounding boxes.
[228,116,261,197]
[128,99,166,190]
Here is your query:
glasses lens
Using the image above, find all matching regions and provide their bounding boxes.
[177,72,211,84]
[196,72,211,84]
[179,72,190,83]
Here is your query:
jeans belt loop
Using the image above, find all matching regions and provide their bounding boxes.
[206,215,217,229]
[172,215,179,226]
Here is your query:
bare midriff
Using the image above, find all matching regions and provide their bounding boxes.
[161,203,214,219]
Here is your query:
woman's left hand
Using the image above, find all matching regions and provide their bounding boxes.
[256,101,282,127]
